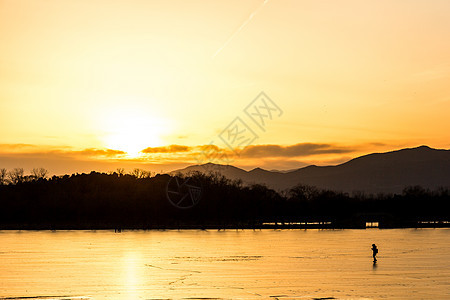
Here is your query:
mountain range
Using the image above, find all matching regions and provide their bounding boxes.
[172,146,450,194]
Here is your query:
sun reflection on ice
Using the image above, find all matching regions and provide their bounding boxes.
[123,252,143,298]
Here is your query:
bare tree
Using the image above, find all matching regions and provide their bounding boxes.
[31,167,49,180]
[130,168,145,178]
[145,170,155,178]
[0,168,7,185]
[289,184,320,201]
[129,168,153,178]
[116,168,125,177]
[7,168,24,185]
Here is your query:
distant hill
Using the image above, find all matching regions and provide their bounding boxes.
[172,146,450,194]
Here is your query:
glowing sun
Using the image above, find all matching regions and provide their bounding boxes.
[100,107,171,157]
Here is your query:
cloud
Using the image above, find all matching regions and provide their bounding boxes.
[0,144,40,151]
[240,143,355,158]
[75,148,126,157]
[141,145,191,154]
[0,144,126,158]
[0,141,404,175]
[139,142,358,160]
[0,142,371,161]
[0,152,189,176]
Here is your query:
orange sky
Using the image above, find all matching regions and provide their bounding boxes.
[1,0,449,175]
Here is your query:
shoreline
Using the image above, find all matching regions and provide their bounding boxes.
[1,221,449,231]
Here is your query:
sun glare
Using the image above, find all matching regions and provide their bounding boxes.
[100,106,172,158]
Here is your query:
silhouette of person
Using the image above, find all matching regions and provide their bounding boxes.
[372,244,378,262]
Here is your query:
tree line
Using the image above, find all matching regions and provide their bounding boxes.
[0,168,448,229]
[0,167,49,185]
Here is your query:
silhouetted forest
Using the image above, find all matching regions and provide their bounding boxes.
[0,168,448,229]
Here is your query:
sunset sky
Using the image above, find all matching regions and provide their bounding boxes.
[1,0,449,175]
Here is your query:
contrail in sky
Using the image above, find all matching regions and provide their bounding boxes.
[212,0,271,59]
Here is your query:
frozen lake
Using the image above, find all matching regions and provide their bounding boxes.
[0,229,449,299]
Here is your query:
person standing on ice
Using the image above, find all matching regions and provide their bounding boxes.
[372,244,378,262]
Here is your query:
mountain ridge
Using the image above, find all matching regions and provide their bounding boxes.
[172,146,450,194]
